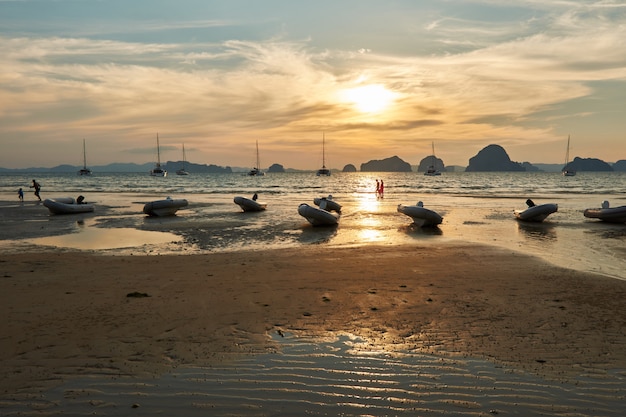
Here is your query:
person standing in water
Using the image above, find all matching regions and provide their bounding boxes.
[378,180,384,198]
[30,179,41,201]
[18,188,24,202]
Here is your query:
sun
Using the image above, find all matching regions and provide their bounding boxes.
[341,84,396,114]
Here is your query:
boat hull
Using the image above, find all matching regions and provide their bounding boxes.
[515,203,558,222]
[234,196,267,212]
[44,198,95,215]
[143,198,188,217]
[150,169,167,177]
[424,171,441,176]
[313,197,341,212]
[298,203,339,226]
[397,204,443,227]
[584,206,626,223]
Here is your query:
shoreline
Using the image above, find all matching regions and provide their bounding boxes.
[2,194,626,283]
[2,243,626,397]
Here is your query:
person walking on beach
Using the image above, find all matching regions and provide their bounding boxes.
[18,188,24,202]
[30,179,41,201]
[379,180,384,198]
[375,179,380,197]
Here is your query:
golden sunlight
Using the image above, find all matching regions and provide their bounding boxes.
[340,84,396,114]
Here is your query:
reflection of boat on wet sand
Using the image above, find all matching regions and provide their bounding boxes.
[44,197,94,214]
[584,201,626,223]
[313,195,341,212]
[514,199,558,222]
[397,201,443,227]
[234,195,267,212]
[298,203,339,226]
[143,197,188,217]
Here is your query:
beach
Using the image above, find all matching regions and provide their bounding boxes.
[1,172,626,415]
[2,245,626,415]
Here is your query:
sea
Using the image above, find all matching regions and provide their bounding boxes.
[1,171,625,280]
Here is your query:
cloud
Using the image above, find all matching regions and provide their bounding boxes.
[0,1,625,168]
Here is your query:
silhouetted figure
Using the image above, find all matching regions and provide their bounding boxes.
[30,180,41,201]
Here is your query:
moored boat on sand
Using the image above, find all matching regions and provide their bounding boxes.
[234,194,267,212]
[397,201,443,227]
[584,201,626,223]
[44,196,94,215]
[298,203,339,226]
[313,195,341,212]
[514,199,558,222]
[143,197,188,217]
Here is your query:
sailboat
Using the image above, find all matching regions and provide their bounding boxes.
[562,135,576,176]
[77,138,92,176]
[424,142,441,176]
[316,133,331,176]
[150,133,167,177]
[176,143,189,175]
[248,140,265,176]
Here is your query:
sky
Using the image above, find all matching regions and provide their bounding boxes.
[1,0,625,170]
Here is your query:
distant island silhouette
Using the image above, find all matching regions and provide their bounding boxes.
[2,147,625,173]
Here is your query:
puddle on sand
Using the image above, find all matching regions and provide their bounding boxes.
[28,225,182,250]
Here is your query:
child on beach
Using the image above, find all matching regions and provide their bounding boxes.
[18,188,24,201]
[30,179,41,201]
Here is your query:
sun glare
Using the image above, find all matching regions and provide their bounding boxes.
[341,84,396,114]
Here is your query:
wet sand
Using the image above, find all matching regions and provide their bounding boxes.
[1,196,626,414]
[1,245,626,414]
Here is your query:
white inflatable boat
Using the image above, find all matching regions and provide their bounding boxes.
[514,199,558,222]
[43,197,95,215]
[397,201,443,227]
[298,203,339,226]
[313,195,342,212]
[584,201,626,223]
[143,197,188,217]
[234,195,267,212]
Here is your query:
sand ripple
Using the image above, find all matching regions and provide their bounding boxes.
[4,333,624,416]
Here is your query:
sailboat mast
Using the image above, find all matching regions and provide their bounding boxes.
[565,135,570,165]
[156,133,161,167]
[82,138,87,169]
[256,140,260,169]
[431,142,435,164]
[322,133,326,168]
